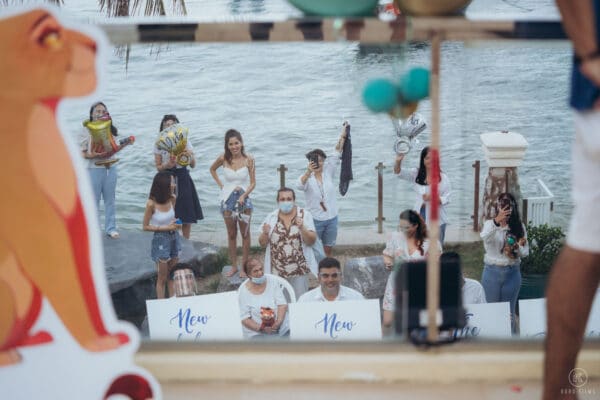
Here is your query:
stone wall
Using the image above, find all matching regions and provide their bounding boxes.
[479,167,523,229]
[104,231,220,329]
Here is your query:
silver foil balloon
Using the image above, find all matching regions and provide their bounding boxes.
[392,112,427,154]
[155,124,190,166]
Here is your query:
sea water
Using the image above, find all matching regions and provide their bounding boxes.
[52,0,571,232]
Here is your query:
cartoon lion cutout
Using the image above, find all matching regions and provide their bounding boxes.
[0,7,158,399]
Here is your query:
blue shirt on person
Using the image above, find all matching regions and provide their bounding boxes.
[570,0,600,110]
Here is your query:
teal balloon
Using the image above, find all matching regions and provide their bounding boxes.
[362,79,399,113]
[287,0,379,17]
[400,67,430,102]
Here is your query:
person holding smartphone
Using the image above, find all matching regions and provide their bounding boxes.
[296,122,348,259]
[480,192,528,331]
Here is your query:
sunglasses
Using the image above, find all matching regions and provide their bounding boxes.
[319,272,340,279]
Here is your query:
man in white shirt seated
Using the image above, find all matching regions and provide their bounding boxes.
[298,257,364,302]
[463,277,487,305]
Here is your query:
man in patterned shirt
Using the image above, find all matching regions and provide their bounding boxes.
[258,187,318,298]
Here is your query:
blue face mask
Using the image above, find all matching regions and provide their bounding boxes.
[279,201,294,214]
[251,275,266,285]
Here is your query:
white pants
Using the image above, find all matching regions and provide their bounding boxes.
[568,112,600,253]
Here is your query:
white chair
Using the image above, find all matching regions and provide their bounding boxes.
[237,273,296,303]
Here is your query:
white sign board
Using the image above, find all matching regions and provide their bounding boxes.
[453,302,512,339]
[146,291,243,341]
[289,299,382,341]
[519,292,600,339]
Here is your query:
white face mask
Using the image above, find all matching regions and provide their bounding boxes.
[278,201,294,214]
[251,275,266,285]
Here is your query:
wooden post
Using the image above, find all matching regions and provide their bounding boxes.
[277,164,288,189]
[472,160,480,231]
[522,198,529,225]
[375,162,386,233]
[426,31,442,343]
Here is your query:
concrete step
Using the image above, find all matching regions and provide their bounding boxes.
[189,225,481,248]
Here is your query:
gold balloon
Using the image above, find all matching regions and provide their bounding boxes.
[401,101,419,118]
[156,124,190,167]
[395,0,472,16]
[83,119,118,153]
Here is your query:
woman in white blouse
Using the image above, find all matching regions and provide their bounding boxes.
[480,192,529,328]
[238,257,288,338]
[393,146,451,244]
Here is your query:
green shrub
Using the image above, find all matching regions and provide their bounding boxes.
[520,223,565,275]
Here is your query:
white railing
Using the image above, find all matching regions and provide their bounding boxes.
[522,179,554,226]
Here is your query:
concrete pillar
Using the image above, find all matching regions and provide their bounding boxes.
[478,130,528,230]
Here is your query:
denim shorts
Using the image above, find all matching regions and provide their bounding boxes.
[151,231,182,262]
[314,216,338,247]
[220,189,253,214]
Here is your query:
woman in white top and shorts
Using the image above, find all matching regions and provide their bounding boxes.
[142,171,182,299]
[210,129,256,278]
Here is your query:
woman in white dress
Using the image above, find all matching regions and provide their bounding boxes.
[382,209,441,330]
[210,129,256,278]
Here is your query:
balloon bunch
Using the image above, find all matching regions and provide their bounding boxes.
[363,67,430,154]
[362,67,430,118]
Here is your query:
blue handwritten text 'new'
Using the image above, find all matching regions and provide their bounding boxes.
[314,313,357,339]
[170,308,211,337]
[453,313,480,339]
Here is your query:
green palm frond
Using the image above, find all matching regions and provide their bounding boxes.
[98,0,187,17]
[96,0,186,69]
[1,0,63,5]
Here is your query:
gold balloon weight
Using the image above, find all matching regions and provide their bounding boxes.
[156,124,190,167]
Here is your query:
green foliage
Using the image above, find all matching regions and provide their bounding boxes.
[445,242,484,280]
[207,277,221,294]
[215,248,230,273]
[520,223,565,275]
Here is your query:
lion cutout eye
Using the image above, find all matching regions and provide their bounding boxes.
[31,14,63,50]
[40,29,62,50]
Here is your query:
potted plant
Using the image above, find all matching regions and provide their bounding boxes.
[519,223,565,299]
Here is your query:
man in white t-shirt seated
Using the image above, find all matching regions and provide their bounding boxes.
[298,257,364,302]
[463,277,487,305]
